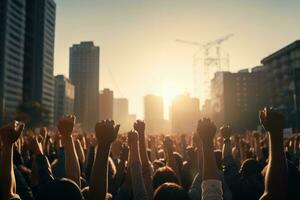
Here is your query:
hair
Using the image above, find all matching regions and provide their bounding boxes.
[35,178,84,200]
[153,166,179,191]
[154,182,190,200]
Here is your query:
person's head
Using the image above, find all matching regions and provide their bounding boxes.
[181,161,193,191]
[240,159,261,179]
[154,182,190,200]
[36,178,84,200]
[153,166,179,191]
[239,159,264,199]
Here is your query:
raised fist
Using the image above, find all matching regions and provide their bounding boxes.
[0,121,25,145]
[95,120,120,146]
[134,120,145,136]
[259,107,284,133]
[58,115,75,137]
[197,118,217,143]
[163,136,173,149]
[127,131,138,147]
[220,125,232,140]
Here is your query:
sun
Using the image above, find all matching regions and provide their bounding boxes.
[161,82,182,109]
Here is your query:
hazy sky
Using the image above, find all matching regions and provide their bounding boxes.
[54,0,300,119]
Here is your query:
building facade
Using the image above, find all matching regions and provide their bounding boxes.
[23,0,56,125]
[54,75,74,124]
[99,88,113,121]
[210,68,267,131]
[144,95,164,134]
[69,41,100,130]
[0,0,26,124]
[113,98,129,131]
[170,93,200,134]
[261,40,300,129]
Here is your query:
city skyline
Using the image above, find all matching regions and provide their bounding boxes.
[53,0,300,118]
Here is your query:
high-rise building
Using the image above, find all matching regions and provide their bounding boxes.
[0,0,26,124]
[144,95,164,134]
[113,98,129,131]
[261,40,300,129]
[69,41,99,130]
[54,75,74,124]
[210,67,267,131]
[170,93,200,134]
[99,88,113,121]
[23,0,56,125]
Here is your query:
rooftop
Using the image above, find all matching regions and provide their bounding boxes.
[261,40,300,64]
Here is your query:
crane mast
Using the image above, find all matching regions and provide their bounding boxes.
[175,34,233,102]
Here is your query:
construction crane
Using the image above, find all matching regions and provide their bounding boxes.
[175,34,233,100]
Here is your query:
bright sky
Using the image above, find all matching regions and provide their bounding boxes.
[54,0,300,119]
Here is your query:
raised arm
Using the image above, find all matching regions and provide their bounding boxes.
[0,121,25,200]
[128,131,149,200]
[89,120,120,200]
[197,118,223,200]
[58,115,81,187]
[134,120,153,196]
[259,108,288,200]
[164,136,182,184]
[220,125,232,159]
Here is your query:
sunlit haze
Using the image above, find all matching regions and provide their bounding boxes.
[54,0,300,119]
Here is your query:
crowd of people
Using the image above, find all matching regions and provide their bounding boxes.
[0,107,299,200]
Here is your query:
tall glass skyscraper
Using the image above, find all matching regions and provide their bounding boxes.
[23,0,56,125]
[0,0,56,125]
[70,41,100,131]
[0,0,26,124]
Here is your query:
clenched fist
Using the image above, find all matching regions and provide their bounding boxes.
[197,118,217,143]
[58,115,75,137]
[127,131,139,147]
[220,125,232,140]
[0,121,25,146]
[95,120,120,146]
[259,107,284,134]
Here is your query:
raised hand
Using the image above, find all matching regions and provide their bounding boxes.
[134,120,145,136]
[197,118,217,143]
[163,136,173,150]
[95,120,120,146]
[127,131,139,147]
[258,109,287,199]
[259,107,284,134]
[0,121,25,146]
[58,115,75,137]
[90,120,120,200]
[220,125,232,140]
